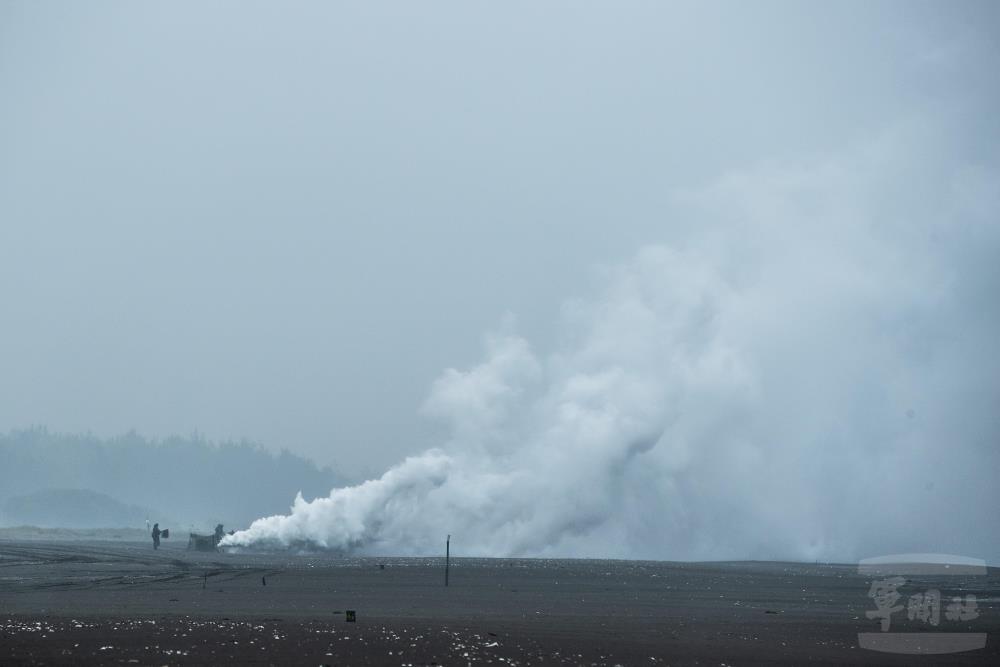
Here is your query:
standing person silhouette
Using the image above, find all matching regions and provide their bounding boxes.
[152,523,161,550]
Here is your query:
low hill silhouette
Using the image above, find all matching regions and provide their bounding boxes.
[0,428,345,531]
[0,488,167,529]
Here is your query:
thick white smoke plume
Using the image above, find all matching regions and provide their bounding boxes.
[224,125,1000,562]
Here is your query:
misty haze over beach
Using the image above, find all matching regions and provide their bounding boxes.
[4,3,1000,665]
[2,2,998,566]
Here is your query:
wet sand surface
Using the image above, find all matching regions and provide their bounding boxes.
[1,540,997,665]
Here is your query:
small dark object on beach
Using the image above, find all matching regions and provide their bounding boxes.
[764,609,780,614]
[345,610,356,622]
[379,563,385,570]
[262,576,266,586]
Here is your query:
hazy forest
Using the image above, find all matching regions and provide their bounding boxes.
[0,428,344,532]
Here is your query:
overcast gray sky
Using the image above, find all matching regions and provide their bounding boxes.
[1,1,997,480]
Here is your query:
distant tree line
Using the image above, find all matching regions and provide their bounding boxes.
[0,427,346,530]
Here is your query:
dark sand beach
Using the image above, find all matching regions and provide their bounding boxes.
[1,539,997,665]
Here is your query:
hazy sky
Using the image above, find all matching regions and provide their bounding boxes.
[1,1,997,480]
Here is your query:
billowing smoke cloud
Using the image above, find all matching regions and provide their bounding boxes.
[224,122,1000,562]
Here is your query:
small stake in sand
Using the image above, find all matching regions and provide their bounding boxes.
[445,534,451,587]
[345,610,356,622]
[262,576,266,586]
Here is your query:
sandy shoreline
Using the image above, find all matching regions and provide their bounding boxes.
[1,539,997,665]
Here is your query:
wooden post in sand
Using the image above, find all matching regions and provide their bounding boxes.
[445,534,450,587]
